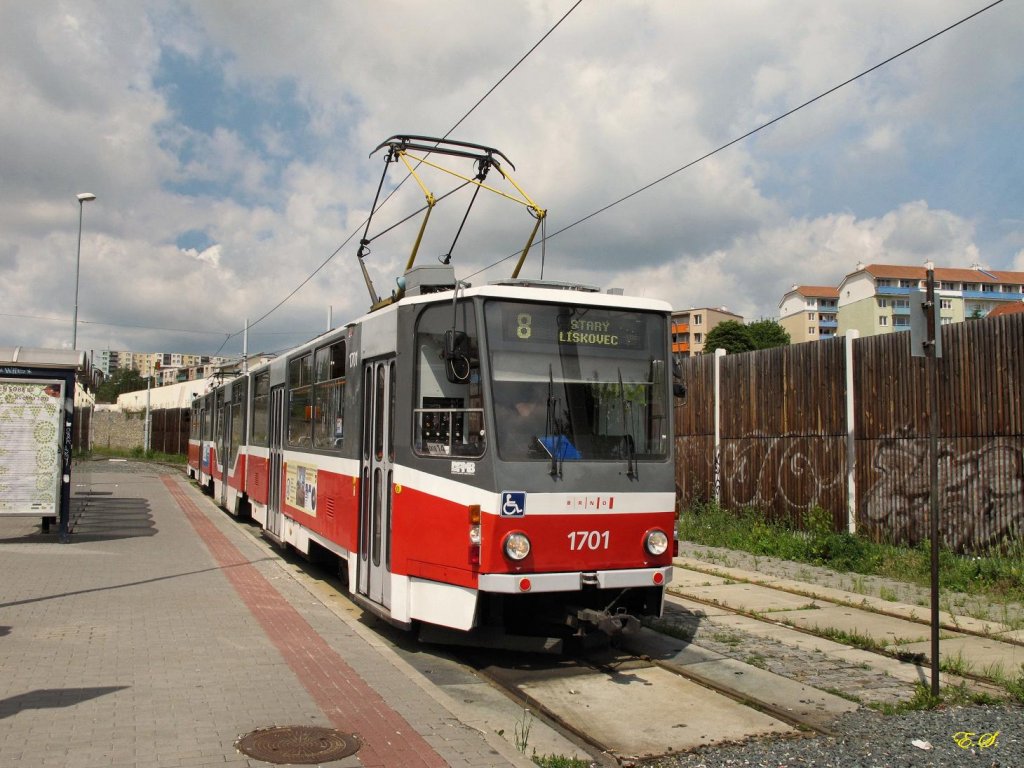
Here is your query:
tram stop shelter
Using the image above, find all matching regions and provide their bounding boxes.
[0,347,85,542]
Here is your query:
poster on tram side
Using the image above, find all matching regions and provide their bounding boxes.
[285,461,318,517]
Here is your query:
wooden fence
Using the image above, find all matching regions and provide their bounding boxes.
[675,312,1024,554]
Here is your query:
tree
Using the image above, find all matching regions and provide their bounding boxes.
[95,367,148,404]
[703,320,754,354]
[747,319,791,349]
[704,319,791,355]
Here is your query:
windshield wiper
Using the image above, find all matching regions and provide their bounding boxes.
[618,369,637,480]
[545,365,561,478]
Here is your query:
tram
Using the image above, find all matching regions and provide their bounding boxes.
[188,137,678,650]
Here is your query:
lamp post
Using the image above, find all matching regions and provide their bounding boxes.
[72,192,97,350]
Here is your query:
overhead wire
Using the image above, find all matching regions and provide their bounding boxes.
[212,0,585,355]
[466,0,1007,280]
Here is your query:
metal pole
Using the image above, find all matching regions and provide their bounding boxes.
[924,266,941,697]
[72,194,96,349]
[145,376,152,454]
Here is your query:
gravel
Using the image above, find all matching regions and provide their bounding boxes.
[638,542,1024,767]
[639,702,1023,768]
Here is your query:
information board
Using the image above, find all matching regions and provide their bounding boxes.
[0,380,64,516]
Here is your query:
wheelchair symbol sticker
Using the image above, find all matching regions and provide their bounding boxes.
[500,491,526,517]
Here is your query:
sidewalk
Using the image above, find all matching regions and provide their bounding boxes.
[0,460,555,768]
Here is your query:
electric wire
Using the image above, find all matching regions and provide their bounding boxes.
[212,0,585,354]
[466,0,1006,280]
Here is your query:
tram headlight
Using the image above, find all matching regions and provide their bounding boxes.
[644,529,670,556]
[503,532,531,561]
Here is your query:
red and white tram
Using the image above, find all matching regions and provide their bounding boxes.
[188,138,678,649]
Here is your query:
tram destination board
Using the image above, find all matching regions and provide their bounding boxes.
[498,304,647,350]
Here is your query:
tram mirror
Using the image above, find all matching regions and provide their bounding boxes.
[443,330,469,359]
[671,359,686,400]
[443,330,472,384]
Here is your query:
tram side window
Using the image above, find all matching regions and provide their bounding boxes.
[251,372,270,447]
[313,340,346,449]
[231,380,246,450]
[287,353,314,447]
[214,391,226,458]
[413,302,484,458]
[190,403,200,439]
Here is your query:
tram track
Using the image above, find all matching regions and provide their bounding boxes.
[221,502,1013,765]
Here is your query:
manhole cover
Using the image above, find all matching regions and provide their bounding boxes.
[236,725,360,764]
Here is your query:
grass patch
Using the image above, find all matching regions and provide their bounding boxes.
[872,682,1002,715]
[678,501,1024,609]
[532,755,591,768]
[80,446,187,465]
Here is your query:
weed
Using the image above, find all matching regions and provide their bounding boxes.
[1005,666,1024,703]
[532,755,591,768]
[939,650,973,677]
[813,625,885,653]
[711,631,742,647]
[872,683,941,714]
[514,708,533,754]
[879,586,898,602]
[821,686,861,703]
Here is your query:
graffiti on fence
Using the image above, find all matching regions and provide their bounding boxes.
[861,433,1024,552]
[722,434,845,518]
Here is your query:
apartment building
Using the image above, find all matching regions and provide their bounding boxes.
[778,286,840,343]
[837,264,1024,337]
[777,263,1024,340]
[671,307,744,357]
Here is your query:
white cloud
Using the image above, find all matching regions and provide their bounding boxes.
[0,0,1021,357]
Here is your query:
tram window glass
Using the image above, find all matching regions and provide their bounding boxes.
[231,380,246,451]
[214,391,225,457]
[251,372,270,446]
[313,340,346,449]
[287,353,314,447]
[484,301,670,462]
[190,403,200,439]
[413,302,484,458]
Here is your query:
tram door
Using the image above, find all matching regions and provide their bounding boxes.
[219,402,232,508]
[266,386,286,540]
[357,358,395,607]
[198,406,208,484]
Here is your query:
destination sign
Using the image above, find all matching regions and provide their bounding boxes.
[500,305,646,350]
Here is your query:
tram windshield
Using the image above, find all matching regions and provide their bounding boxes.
[484,301,670,463]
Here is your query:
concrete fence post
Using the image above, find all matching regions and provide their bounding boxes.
[845,330,859,533]
[713,348,726,504]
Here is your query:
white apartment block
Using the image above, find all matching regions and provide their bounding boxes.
[778,286,840,343]
[778,263,1024,340]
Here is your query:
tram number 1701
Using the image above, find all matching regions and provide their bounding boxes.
[568,530,610,551]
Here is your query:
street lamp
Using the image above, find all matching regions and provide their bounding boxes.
[72,192,96,350]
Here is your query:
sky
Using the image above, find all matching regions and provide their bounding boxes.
[2,0,1022,359]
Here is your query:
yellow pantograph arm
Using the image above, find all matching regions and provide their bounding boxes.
[400,150,545,220]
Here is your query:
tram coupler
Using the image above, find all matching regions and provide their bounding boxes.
[574,607,641,637]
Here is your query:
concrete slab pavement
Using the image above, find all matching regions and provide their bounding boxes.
[0,460,555,768]
[670,555,1024,688]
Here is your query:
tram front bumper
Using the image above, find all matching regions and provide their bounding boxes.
[477,566,672,594]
